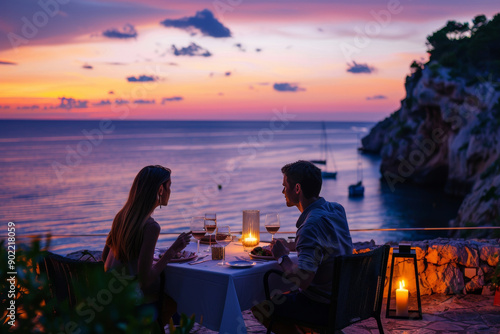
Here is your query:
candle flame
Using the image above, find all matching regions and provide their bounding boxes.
[399,280,405,289]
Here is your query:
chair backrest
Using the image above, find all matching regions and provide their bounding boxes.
[41,252,104,308]
[329,245,390,330]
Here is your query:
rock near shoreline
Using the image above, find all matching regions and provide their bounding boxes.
[362,63,500,236]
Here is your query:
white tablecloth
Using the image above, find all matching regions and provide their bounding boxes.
[163,242,291,333]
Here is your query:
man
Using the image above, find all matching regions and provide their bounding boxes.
[252,160,353,333]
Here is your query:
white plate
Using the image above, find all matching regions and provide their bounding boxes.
[228,260,256,268]
[154,252,197,262]
[170,254,197,263]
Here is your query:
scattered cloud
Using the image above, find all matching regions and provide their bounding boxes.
[171,43,211,57]
[102,24,137,39]
[105,62,128,66]
[366,95,387,100]
[346,61,375,74]
[273,83,305,92]
[0,60,17,65]
[115,99,129,105]
[161,97,183,104]
[92,99,111,106]
[127,75,158,82]
[82,64,93,69]
[133,99,155,104]
[225,71,231,76]
[255,48,262,52]
[235,43,245,52]
[17,105,40,110]
[59,97,88,110]
[160,9,231,38]
[108,91,114,95]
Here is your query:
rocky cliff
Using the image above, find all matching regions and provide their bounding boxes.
[362,63,500,235]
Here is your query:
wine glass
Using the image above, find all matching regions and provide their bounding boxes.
[265,213,280,241]
[216,225,232,266]
[190,216,206,255]
[204,213,217,252]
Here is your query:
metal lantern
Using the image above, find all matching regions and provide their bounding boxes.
[242,210,260,247]
[386,243,423,320]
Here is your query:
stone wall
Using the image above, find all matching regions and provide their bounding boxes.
[353,238,500,297]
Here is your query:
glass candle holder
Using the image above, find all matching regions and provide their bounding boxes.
[242,210,260,247]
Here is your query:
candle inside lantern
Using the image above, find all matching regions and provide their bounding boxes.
[242,210,260,247]
[242,232,258,247]
[396,280,409,317]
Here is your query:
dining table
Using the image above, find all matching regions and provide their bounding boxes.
[162,241,297,334]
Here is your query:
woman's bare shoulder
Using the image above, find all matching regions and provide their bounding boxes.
[144,217,160,232]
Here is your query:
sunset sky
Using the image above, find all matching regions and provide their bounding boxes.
[0,0,498,121]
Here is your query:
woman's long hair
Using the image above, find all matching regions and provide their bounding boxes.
[106,165,171,263]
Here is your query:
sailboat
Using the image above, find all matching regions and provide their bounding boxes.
[348,137,364,197]
[310,122,338,179]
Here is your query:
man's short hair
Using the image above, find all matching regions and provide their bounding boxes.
[281,160,322,199]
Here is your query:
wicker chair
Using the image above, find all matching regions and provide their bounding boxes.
[40,252,166,332]
[264,245,390,334]
[41,252,104,309]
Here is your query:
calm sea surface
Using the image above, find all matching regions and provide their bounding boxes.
[0,120,462,254]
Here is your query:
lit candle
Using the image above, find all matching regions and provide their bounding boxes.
[396,280,409,317]
[242,232,258,246]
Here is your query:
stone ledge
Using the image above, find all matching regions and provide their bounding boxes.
[353,238,500,296]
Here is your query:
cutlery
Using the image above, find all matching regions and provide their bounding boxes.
[191,255,208,262]
[189,258,212,265]
[236,256,265,263]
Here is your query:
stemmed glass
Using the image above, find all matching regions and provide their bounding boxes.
[216,225,232,266]
[204,213,217,252]
[190,216,206,255]
[265,213,280,241]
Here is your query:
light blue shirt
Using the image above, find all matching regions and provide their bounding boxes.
[296,197,353,303]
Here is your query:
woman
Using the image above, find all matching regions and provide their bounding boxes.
[102,165,191,325]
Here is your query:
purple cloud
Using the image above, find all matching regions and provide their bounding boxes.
[347,61,375,74]
[171,43,211,57]
[133,99,155,104]
[92,100,111,106]
[161,97,183,104]
[273,83,305,92]
[103,24,137,39]
[127,75,158,82]
[58,97,88,110]
[160,9,231,38]
[366,95,387,100]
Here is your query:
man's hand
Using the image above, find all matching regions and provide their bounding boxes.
[270,239,290,260]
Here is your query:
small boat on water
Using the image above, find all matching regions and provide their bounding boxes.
[349,137,364,197]
[348,180,364,197]
[310,122,338,179]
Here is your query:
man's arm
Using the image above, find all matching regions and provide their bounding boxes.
[271,239,315,290]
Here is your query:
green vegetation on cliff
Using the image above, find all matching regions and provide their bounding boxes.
[425,14,500,78]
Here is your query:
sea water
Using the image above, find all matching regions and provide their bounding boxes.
[0,120,462,254]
